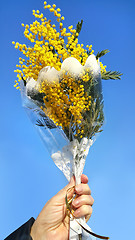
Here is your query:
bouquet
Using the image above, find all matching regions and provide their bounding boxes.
[12,2,122,239]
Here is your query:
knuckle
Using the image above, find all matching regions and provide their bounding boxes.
[90,196,94,205]
[84,184,91,195]
[82,205,92,215]
[87,205,93,216]
[90,206,93,214]
[87,185,91,195]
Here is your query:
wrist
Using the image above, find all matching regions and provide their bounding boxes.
[30,222,40,240]
[30,220,49,240]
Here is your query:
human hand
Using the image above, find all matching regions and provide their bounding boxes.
[30,174,94,240]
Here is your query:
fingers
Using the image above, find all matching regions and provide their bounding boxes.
[75,183,91,195]
[61,174,89,196]
[55,174,92,209]
[72,195,94,208]
[72,194,94,221]
[73,175,94,222]
[64,174,89,199]
[73,205,93,219]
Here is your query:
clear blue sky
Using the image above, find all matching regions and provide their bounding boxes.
[0,0,135,239]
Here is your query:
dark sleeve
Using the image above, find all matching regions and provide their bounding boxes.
[4,217,35,240]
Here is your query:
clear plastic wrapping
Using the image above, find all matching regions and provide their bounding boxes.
[20,55,104,240]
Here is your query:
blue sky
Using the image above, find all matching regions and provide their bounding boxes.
[0,0,135,239]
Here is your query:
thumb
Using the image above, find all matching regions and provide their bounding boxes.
[64,176,75,192]
[58,176,75,199]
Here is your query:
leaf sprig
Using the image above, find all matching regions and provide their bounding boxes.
[76,20,83,35]
[96,49,123,80]
[101,71,123,80]
[96,49,110,59]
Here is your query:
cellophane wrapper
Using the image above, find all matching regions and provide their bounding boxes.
[20,55,104,240]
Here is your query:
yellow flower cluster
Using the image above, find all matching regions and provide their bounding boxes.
[100,62,107,74]
[12,1,106,89]
[12,1,106,139]
[40,74,91,138]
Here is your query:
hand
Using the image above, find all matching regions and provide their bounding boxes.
[30,174,94,240]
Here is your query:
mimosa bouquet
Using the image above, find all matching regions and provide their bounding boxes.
[12,2,122,239]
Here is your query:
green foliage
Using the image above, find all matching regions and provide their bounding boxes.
[75,77,104,141]
[96,49,110,59]
[76,20,83,35]
[83,92,104,139]
[96,50,123,80]
[101,71,123,80]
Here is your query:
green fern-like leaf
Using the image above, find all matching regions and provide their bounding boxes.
[96,49,110,59]
[76,20,83,35]
[101,71,123,80]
